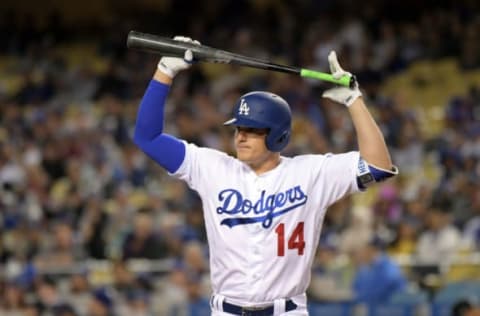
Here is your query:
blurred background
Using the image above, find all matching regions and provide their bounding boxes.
[1,0,480,315]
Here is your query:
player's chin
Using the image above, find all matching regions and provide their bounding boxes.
[235,149,251,161]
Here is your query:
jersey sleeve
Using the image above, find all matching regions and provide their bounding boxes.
[310,151,361,207]
[169,142,233,192]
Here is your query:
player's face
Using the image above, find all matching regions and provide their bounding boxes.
[234,126,276,168]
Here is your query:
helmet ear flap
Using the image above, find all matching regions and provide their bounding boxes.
[277,130,289,144]
[266,129,290,152]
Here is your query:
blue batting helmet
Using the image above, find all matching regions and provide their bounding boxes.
[224,91,292,152]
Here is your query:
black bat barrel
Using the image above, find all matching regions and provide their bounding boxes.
[127,31,229,62]
[127,31,300,74]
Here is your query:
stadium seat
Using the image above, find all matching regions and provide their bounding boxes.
[434,281,480,303]
[308,302,355,316]
[368,288,430,316]
[432,281,480,316]
[368,304,416,316]
[389,288,429,305]
[188,297,211,316]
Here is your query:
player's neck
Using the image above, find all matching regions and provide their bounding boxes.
[248,153,281,175]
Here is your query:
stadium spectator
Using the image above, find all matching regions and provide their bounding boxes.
[352,237,407,304]
[121,210,168,260]
[416,199,462,264]
[88,288,115,316]
[309,236,354,302]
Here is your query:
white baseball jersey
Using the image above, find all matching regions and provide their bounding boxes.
[171,142,360,306]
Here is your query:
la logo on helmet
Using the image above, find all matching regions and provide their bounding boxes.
[238,99,250,116]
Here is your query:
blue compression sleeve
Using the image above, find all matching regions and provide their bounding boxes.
[133,80,186,173]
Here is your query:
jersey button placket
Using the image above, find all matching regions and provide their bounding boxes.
[250,225,266,294]
[248,175,266,292]
[254,177,262,192]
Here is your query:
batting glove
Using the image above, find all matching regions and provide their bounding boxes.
[157,36,200,78]
[322,51,362,107]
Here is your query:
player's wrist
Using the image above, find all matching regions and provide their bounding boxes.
[154,69,174,84]
[344,88,362,107]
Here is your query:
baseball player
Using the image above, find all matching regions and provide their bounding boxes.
[133,36,398,316]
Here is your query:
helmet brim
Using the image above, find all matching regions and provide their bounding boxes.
[223,118,237,125]
[223,116,269,129]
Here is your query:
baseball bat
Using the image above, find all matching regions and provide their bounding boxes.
[126,31,355,88]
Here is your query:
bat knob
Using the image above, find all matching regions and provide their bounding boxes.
[349,75,358,89]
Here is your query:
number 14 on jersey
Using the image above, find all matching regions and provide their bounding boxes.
[275,222,305,256]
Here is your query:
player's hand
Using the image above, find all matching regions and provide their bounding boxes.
[157,36,200,78]
[322,51,362,107]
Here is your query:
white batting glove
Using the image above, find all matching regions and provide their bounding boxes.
[322,51,362,107]
[157,36,200,78]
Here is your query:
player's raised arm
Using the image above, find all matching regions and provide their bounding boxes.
[322,51,398,187]
[133,36,199,173]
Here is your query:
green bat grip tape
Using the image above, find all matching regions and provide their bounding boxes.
[300,69,353,88]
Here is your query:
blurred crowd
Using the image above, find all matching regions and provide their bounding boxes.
[1,0,480,315]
